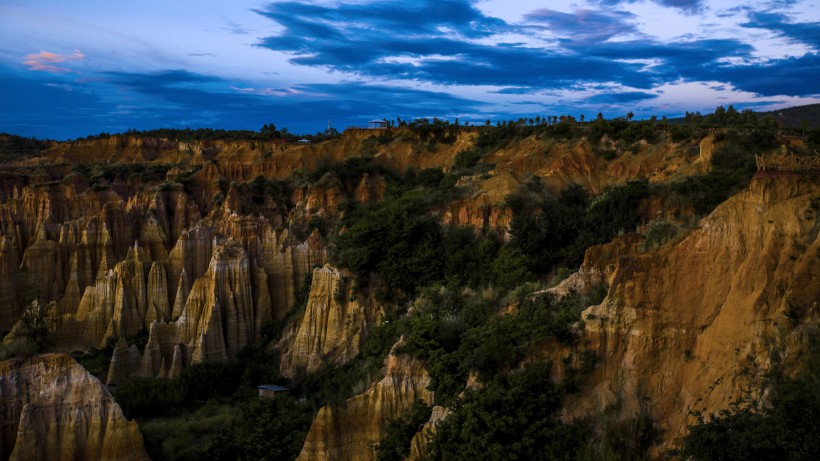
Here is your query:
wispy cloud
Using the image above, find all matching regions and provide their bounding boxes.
[593,0,703,14]
[22,49,85,73]
[523,8,640,45]
[230,85,302,96]
[741,12,820,48]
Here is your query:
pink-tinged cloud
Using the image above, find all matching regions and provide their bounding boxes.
[22,50,85,73]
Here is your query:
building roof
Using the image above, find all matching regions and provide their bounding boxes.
[368,119,388,123]
[257,384,290,392]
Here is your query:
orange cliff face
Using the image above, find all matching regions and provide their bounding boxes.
[569,175,820,451]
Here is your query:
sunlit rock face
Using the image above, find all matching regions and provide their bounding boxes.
[296,353,434,461]
[0,353,149,461]
[278,265,379,378]
[573,176,820,450]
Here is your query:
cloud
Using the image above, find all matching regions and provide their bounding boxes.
[230,85,302,96]
[254,0,819,97]
[586,91,656,104]
[655,0,702,13]
[593,0,702,14]
[220,18,252,35]
[523,8,639,44]
[707,52,820,95]
[0,65,486,139]
[22,50,85,73]
[255,1,659,88]
[741,12,820,48]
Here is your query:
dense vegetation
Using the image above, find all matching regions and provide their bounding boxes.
[113,344,315,461]
[0,133,52,162]
[663,129,778,215]
[760,103,820,129]
[429,363,587,461]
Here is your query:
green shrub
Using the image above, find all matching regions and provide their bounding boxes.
[443,227,500,288]
[595,147,618,160]
[453,149,482,170]
[408,167,445,188]
[208,397,313,461]
[114,378,185,420]
[427,363,590,461]
[375,400,432,461]
[640,217,679,251]
[332,187,448,300]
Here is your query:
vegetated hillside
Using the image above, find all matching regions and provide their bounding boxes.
[761,103,820,129]
[662,103,820,130]
[0,110,817,461]
[0,133,53,163]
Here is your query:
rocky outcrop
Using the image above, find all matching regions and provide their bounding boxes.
[102,225,326,384]
[407,406,450,461]
[263,228,328,321]
[0,237,20,332]
[297,353,434,461]
[279,265,378,378]
[573,175,820,450]
[0,353,148,461]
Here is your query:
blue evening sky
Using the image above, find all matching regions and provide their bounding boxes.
[1,0,818,139]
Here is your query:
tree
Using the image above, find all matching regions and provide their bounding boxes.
[260,123,279,139]
[19,299,50,350]
[627,111,634,121]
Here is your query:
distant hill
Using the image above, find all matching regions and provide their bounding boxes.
[662,103,820,129]
[760,103,820,129]
[0,133,52,162]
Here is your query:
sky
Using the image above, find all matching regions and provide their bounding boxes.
[0,0,818,140]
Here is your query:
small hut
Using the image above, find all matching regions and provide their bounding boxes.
[368,119,389,129]
[257,384,289,398]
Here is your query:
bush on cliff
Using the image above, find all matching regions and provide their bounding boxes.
[399,286,589,406]
[668,129,777,216]
[375,399,433,461]
[506,178,648,271]
[427,363,589,461]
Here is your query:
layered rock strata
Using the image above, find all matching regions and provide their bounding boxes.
[279,265,378,378]
[296,353,434,461]
[105,234,325,383]
[573,175,820,450]
[0,353,148,461]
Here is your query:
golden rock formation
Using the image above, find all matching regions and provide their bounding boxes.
[279,265,378,377]
[297,353,434,461]
[0,353,148,461]
[574,175,820,450]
